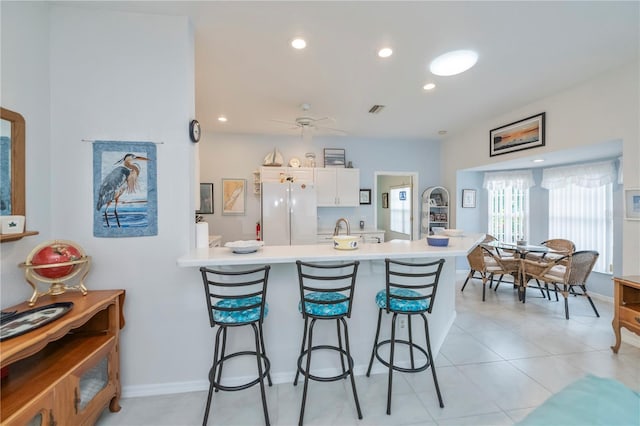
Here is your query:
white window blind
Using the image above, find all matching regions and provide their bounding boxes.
[542,161,615,274]
[484,170,534,243]
[389,186,411,235]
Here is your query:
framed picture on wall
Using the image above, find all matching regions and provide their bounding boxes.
[490,112,545,157]
[359,189,371,205]
[222,178,246,215]
[382,192,389,208]
[324,148,346,167]
[197,183,214,214]
[462,189,476,208]
[624,188,640,220]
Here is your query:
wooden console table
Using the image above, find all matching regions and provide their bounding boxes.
[611,275,640,353]
[0,290,125,425]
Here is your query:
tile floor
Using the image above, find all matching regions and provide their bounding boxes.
[97,273,640,425]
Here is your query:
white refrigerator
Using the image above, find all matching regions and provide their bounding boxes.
[261,181,317,245]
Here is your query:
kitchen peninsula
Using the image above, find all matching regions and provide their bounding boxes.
[178,235,482,384]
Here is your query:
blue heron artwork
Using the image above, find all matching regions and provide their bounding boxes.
[93,141,157,237]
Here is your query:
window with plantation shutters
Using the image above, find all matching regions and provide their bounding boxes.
[484,170,534,244]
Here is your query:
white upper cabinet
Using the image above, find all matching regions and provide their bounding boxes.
[315,168,360,207]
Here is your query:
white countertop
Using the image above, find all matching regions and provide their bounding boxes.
[177,234,483,267]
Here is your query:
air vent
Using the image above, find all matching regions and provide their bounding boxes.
[368,105,385,114]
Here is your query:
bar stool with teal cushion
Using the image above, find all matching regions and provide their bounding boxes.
[366,258,445,415]
[200,265,272,426]
[294,260,363,425]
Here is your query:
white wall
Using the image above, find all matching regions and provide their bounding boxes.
[1,4,222,396]
[443,62,640,277]
[47,5,204,394]
[1,2,52,298]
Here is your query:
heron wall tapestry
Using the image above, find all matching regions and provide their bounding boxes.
[93,141,157,237]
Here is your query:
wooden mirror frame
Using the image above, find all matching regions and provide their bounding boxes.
[1,106,37,242]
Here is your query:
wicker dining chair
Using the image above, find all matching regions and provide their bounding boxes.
[525,239,575,299]
[461,245,493,301]
[526,239,575,261]
[478,245,522,301]
[537,251,600,319]
[461,235,513,301]
[542,239,576,255]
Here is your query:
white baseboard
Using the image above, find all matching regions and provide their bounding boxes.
[122,380,208,398]
[122,358,439,398]
[121,366,382,399]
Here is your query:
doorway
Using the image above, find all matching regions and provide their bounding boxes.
[374,171,419,241]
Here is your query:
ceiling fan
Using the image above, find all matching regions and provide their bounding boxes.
[271,103,347,141]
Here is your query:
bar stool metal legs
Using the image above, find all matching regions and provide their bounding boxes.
[366,258,445,415]
[200,265,272,426]
[294,260,363,425]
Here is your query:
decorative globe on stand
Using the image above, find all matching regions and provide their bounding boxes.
[19,240,91,306]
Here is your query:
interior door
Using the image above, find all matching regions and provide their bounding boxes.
[375,172,417,241]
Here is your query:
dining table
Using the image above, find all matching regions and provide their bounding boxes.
[484,240,563,259]
[482,240,565,302]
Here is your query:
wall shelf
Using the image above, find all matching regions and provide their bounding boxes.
[0,230,39,243]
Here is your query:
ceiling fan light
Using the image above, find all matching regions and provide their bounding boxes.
[291,38,306,49]
[429,49,478,76]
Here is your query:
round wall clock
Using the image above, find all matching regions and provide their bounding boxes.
[189,119,201,143]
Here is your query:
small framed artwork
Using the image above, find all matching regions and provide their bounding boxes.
[382,192,389,208]
[462,189,476,208]
[197,183,214,214]
[490,112,545,157]
[222,178,246,215]
[359,189,371,205]
[399,191,407,201]
[624,188,640,220]
[324,148,346,168]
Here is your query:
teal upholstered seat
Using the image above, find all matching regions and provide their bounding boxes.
[376,288,429,312]
[214,296,268,324]
[518,374,640,426]
[299,292,348,317]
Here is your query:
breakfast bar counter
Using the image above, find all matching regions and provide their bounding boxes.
[177,234,483,385]
[177,234,482,267]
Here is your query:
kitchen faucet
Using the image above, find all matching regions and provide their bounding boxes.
[333,218,351,236]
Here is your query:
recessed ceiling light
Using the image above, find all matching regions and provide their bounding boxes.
[378,47,393,58]
[291,38,306,49]
[217,116,228,122]
[423,83,436,91]
[532,158,545,163]
[429,49,478,76]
